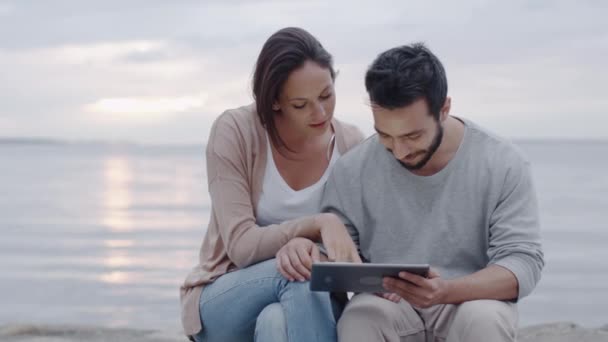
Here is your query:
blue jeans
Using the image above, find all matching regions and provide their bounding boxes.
[193,258,337,342]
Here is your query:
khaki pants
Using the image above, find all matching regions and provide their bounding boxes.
[338,293,518,342]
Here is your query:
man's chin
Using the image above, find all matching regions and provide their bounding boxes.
[398,159,424,170]
[398,153,432,170]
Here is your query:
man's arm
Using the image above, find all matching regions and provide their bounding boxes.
[385,153,543,306]
[487,157,544,300]
[383,264,517,308]
[444,264,518,302]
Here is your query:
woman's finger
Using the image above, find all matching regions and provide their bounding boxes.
[292,247,312,279]
[276,252,290,280]
[311,244,321,263]
[280,253,301,281]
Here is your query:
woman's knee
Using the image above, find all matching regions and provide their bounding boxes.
[255,303,287,342]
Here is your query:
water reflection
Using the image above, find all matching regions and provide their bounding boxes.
[103,240,134,248]
[102,156,133,232]
[99,271,138,284]
[101,156,136,285]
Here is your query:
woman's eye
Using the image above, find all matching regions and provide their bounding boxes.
[292,103,306,109]
[319,93,332,100]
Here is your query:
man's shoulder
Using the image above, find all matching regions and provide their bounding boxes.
[464,118,529,168]
[337,135,381,164]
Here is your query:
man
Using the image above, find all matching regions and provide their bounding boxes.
[320,43,544,341]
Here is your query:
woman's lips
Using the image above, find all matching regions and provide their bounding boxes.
[309,120,327,128]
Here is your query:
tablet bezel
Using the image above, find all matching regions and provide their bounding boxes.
[309,262,430,293]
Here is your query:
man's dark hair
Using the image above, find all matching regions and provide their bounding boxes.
[253,27,335,148]
[365,43,447,120]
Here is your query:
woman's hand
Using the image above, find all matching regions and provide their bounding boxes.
[276,237,320,282]
[316,213,362,263]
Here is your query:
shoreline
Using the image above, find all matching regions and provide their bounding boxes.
[1,322,607,342]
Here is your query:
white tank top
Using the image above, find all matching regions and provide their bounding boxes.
[256,132,340,226]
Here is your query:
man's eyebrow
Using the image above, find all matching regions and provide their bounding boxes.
[374,127,424,138]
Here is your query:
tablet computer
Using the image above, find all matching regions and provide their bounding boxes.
[310,262,430,293]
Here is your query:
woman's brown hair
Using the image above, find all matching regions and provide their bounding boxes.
[252,27,335,148]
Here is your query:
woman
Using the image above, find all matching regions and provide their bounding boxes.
[180,27,364,342]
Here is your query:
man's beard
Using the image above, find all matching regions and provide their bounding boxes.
[398,122,444,171]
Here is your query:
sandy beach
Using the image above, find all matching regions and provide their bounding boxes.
[1,322,607,342]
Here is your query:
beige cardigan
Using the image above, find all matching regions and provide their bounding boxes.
[180,103,364,336]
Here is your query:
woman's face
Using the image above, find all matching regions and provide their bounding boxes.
[274,60,335,137]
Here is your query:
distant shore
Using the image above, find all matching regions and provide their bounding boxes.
[1,322,607,342]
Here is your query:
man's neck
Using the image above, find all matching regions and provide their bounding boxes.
[411,116,465,177]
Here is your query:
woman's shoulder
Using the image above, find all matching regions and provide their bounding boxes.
[207,103,264,160]
[212,103,259,131]
[209,103,262,142]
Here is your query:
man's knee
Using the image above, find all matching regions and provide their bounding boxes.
[255,303,287,342]
[452,300,517,339]
[338,294,423,338]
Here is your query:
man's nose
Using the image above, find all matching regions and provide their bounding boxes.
[392,140,411,160]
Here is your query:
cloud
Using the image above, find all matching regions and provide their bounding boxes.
[50,40,167,65]
[84,94,208,123]
[0,0,607,143]
[0,2,13,16]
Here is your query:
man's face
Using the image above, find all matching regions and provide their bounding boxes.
[372,98,447,171]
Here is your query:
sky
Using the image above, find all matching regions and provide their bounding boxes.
[1,0,607,144]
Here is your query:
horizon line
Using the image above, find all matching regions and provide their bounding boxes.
[1,136,608,147]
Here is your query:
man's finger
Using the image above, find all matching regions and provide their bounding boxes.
[428,267,441,278]
[387,285,426,306]
[387,293,401,303]
[398,272,429,287]
[380,293,400,303]
[375,291,403,304]
[383,277,426,300]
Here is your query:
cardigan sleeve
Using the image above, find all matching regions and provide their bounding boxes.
[205,111,320,268]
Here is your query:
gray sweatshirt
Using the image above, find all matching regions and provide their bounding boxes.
[321,118,544,299]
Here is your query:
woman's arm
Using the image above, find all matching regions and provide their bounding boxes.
[207,112,353,268]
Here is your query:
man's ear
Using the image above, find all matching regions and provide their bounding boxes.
[439,96,451,122]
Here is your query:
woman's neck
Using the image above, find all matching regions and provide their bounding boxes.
[272,117,333,159]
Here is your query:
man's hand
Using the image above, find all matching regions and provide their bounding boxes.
[316,213,362,263]
[375,292,402,303]
[276,237,320,282]
[382,268,449,308]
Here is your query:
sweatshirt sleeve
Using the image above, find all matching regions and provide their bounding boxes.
[487,157,545,299]
[206,112,319,268]
[320,162,363,258]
